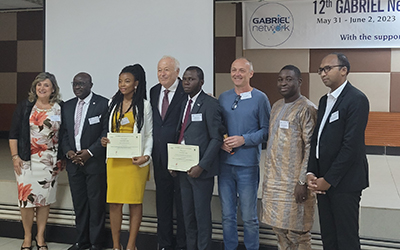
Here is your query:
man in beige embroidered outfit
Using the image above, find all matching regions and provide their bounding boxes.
[261,65,317,249]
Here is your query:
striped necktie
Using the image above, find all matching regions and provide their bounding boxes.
[74,100,85,136]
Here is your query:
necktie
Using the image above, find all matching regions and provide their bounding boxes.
[178,99,192,144]
[161,89,170,120]
[74,100,85,136]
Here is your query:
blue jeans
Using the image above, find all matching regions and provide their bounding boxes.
[218,163,260,250]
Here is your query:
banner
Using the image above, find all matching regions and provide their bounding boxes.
[243,0,400,49]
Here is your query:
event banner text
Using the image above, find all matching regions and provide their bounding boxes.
[243,0,400,49]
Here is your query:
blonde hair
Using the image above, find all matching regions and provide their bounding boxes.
[28,72,61,104]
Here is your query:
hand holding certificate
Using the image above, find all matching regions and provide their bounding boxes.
[106,132,142,158]
[167,143,199,172]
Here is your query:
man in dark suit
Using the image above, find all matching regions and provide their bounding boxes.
[307,53,369,250]
[150,56,187,250]
[174,66,223,250]
[62,72,109,250]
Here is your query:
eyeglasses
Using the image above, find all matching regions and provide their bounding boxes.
[317,65,344,75]
[231,95,241,110]
[71,81,87,88]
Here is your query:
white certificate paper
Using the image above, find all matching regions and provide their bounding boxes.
[106,132,142,158]
[167,143,199,172]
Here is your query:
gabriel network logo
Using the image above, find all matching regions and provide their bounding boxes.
[249,3,294,47]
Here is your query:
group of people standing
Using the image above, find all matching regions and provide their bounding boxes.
[9,52,369,250]
[261,52,369,250]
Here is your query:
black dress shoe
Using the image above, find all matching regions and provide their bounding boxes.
[89,245,103,250]
[68,243,91,250]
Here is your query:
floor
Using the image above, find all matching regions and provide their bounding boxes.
[0,236,74,250]
[362,154,400,209]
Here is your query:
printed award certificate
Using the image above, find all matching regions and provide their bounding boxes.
[106,132,142,158]
[167,143,199,172]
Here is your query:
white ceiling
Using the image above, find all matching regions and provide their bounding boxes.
[0,0,42,10]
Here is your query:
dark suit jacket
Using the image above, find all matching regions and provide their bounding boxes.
[61,93,109,175]
[307,82,369,192]
[176,91,224,179]
[150,80,187,169]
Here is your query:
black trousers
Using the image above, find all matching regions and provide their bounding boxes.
[180,174,214,250]
[317,189,362,250]
[67,167,106,246]
[154,159,186,249]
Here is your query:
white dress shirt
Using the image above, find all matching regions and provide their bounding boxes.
[316,81,347,159]
[180,90,202,145]
[158,78,180,115]
[75,92,93,152]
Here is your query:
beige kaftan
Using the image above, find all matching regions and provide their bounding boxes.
[261,96,317,231]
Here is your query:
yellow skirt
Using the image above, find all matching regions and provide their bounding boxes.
[106,158,149,204]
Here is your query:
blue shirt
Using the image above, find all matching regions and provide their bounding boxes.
[219,88,271,167]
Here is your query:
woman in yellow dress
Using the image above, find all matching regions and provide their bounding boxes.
[101,64,152,250]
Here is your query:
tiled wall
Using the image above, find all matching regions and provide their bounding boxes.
[2,6,400,132]
[215,3,400,114]
[0,11,43,131]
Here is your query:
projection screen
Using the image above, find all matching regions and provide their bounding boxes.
[45,0,214,101]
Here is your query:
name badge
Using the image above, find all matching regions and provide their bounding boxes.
[50,115,61,122]
[240,91,252,100]
[120,117,130,125]
[89,116,100,125]
[191,113,202,122]
[329,111,339,123]
[279,120,289,129]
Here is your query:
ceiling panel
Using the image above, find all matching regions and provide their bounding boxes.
[0,0,42,10]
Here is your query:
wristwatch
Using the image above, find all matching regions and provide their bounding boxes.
[298,180,306,186]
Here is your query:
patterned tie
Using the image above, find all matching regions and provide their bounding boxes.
[161,89,170,120]
[178,99,192,144]
[74,100,85,136]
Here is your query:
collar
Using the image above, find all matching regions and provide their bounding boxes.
[79,91,93,104]
[328,80,347,99]
[161,78,179,93]
[187,89,202,104]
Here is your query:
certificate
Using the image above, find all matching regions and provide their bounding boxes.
[167,143,199,172]
[106,132,142,158]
